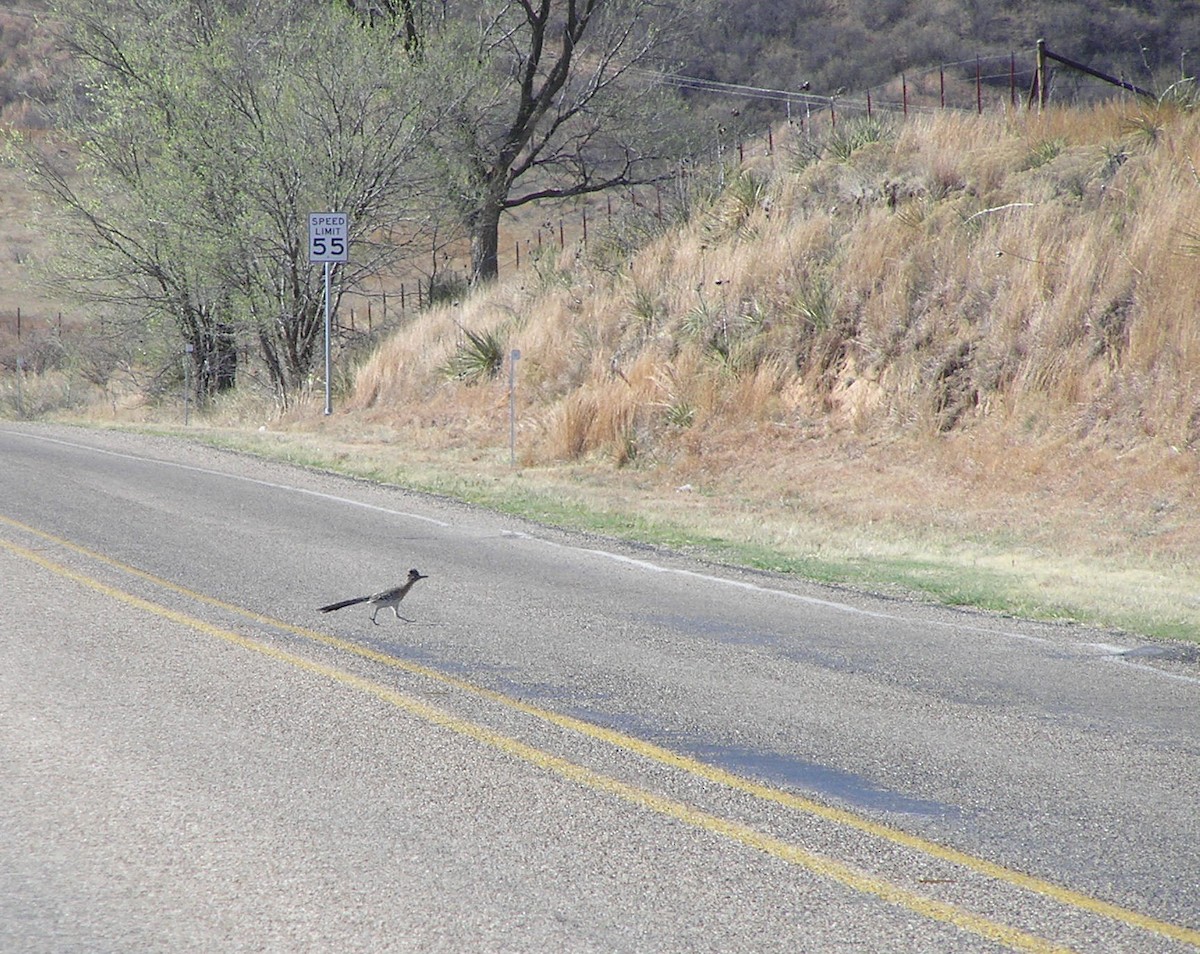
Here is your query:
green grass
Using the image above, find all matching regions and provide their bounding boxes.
[115,422,1200,643]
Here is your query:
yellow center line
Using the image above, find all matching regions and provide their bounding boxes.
[3,513,1198,950]
[1,532,1073,954]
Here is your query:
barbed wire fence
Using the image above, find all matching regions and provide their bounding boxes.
[2,41,1168,359]
[484,41,1163,283]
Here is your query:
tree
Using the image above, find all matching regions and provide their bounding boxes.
[26,0,440,404]
[356,0,705,285]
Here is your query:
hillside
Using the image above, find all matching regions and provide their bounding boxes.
[6,1,1200,130]
[689,0,1200,123]
[267,101,1200,640]
[0,2,57,129]
[3,4,1200,639]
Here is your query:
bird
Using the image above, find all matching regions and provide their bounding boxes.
[318,569,429,624]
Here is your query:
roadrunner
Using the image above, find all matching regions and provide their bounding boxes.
[318,568,428,624]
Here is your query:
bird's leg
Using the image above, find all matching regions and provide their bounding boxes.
[371,607,381,625]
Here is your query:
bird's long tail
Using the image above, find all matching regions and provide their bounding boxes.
[318,596,370,613]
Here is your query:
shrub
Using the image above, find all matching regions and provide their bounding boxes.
[441,326,506,384]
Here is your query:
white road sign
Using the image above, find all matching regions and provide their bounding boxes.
[309,212,349,263]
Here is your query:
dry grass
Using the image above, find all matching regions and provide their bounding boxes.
[303,102,1200,638]
[6,100,1200,638]
[353,104,1200,456]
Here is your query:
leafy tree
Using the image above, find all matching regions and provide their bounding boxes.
[24,0,439,404]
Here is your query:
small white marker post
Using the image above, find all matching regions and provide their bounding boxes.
[308,212,349,415]
[183,342,194,425]
[509,348,521,466]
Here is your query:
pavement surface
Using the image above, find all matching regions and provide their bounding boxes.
[2,422,1198,953]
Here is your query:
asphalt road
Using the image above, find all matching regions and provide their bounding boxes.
[1,422,1198,953]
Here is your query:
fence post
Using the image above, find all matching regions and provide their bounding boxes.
[976,56,983,113]
[940,66,945,108]
[867,88,873,120]
[1036,38,1047,110]
[901,76,907,117]
[16,307,20,340]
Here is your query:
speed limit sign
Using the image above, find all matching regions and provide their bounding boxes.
[309,212,349,263]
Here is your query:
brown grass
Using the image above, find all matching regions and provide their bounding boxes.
[6,99,1200,637]
[313,102,1200,636]
[355,104,1200,458]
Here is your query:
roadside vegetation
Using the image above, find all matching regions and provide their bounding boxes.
[2,3,1199,640]
[103,99,1200,641]
[343,101,1200,454]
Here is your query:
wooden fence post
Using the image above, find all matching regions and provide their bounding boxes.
[1036,38,1047,110]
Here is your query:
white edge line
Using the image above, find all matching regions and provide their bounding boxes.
[4,429,451,528]
[9,428,1200,687]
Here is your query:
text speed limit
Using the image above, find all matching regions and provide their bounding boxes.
[309,212,349,263]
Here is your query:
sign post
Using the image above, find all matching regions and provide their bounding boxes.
[183,342,194,425]
[509,349,521,466]
[308,212,349,415]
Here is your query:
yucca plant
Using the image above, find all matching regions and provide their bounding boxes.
[826,117,891,162]
[442,326,506,384]
[705,169,770,240]
[1024,137,1066,169]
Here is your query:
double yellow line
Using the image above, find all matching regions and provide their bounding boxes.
[3,513,1197,953]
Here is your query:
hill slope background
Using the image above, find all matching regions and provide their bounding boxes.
[248,101,1199,641]
[687,1,1200,123]
[5,1,1200,129]
[3,3,1200,639]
